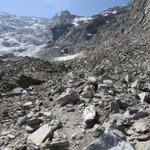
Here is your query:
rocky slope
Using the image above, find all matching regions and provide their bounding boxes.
[0,0,150,150]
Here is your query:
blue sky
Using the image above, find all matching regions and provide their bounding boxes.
[0,0,130,18]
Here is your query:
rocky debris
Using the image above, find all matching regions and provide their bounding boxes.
[17,74,45,87]
[1,0,150,149]
[56,89,80,106]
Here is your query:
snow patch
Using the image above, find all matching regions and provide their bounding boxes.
[101,10,117,16]
[52,51,84,61]
[72,17,93,27]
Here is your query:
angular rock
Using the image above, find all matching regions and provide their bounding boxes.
[98,84,108,92]
[27,124,52,146]
[124,74,132,84]
[132,111,149,120]
[43,131,69,149]
[110,101,120,113]
[81,85,95,99]
[103,80,113,87]
[135,141,150,150]
[92,124,104,138]
[83,130,134,150]
[133,119,150,133]
[17,74,45,87]
[56,90,80,106]
[138,92,150,104]
[131,79,141,89]
[22,101,33,110]
[26,118,43,128]
[103,113,131,132]
[17,116,27,127]
[116,99,128,110]
[130,133,150,141]
[83,105,96,123]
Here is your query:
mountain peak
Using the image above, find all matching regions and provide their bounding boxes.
[52,10,76,24]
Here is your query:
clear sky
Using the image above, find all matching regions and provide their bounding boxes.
[0,0,131,18]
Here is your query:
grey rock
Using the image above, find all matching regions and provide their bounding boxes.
[17,116,27,127]
[103,80,113,87]
[22,101,33,110]
[124,75,132,84]
[81,85,95,99]
[27,120,61,146]
[132,111,149,120]
[103,113,131,131]
[131,79,141,90]
[43,131,69,149]
[116,99,128,110]
[138,92,150,104]
[56,90,80,106]
[26,118,43,128]
[27,124,52,146]
[17,74,45,88]
[133,119,150,133]
[83,105,96,123]
[83,105,97,128]
[98,84,108,92]
[83,130,134,150]
[92,124,104,138]
[135,141,150,150]
[110,101,120,113]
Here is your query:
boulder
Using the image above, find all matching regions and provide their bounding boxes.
[83,105,96,123]
[83,105,97,128]
[92,124,105,138]
[27,121,61,146]
[135,141,150,150]
[83,130,134,150]
[102,113,131,132]
[43,131,69,149]
[27,124,52,146]
[132,119,150,133]
[56,90,80,106]
[17,74,45,87]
